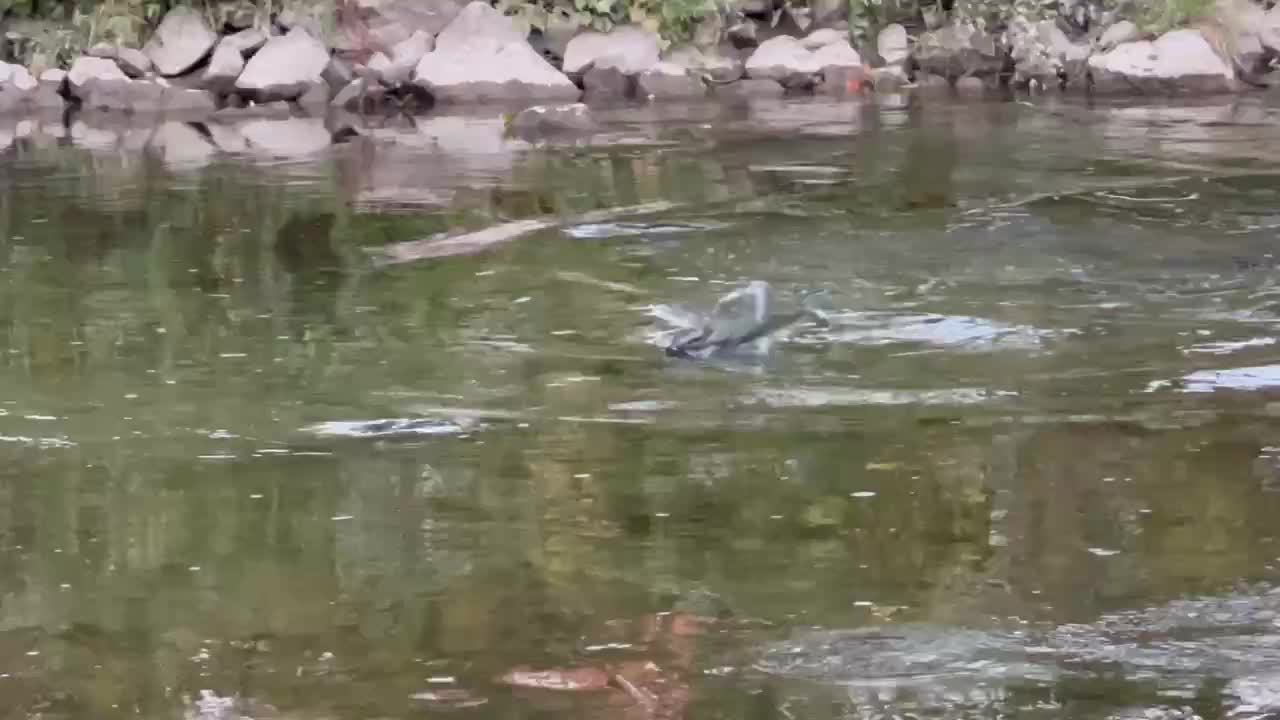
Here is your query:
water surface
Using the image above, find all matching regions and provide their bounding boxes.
[0,96,1279,719]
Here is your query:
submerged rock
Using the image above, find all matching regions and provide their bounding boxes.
[144,6,218,77]
[508,103,596,135]
[412,2,579,103]
[1088,30,1237,95]
[637,62,706,99]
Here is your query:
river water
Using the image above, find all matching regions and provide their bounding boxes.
[1,95,1280,719]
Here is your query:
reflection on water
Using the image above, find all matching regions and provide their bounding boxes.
[1,96,1280,719]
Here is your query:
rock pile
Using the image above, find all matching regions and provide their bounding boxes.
[0,0,1277,123]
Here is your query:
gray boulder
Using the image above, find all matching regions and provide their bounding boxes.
[384,30,433,85]
[143,6,218,77]
[67,55,130,98]
[877,23,909,66]
[323,57,355,92]
[745,36,822,86]
[202,42,245,92]
[563,25,661,75]
[116,48,152,78]
[222,28,268,57]
[236,29,331,101]
[1088,29,1237,95]
[800,28,845,50]
[412,2,579,103]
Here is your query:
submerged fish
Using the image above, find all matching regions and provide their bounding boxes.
[654,281,831,359]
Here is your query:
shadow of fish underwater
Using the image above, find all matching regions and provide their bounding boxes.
[651,281,832,360]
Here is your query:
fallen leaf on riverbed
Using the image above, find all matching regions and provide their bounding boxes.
[500,666,612,691]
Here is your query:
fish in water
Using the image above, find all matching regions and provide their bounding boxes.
[653,281,831,359]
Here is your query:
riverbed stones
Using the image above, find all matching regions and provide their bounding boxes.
[236,28,331,102]
[1088,29,1237,95]
[144,6,218,77]
[563,25,660,75]
[412,1,579,103]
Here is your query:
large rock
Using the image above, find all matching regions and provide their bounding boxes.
[116,47,152,78]
[1087,29,1237,95]
[800,28,845,50]
[202,42,245,92]
[813,40,862,71]
[877,23,909,66]
[637,62,706,99]
[222,28,268,57]
[745,36,823,86]
[412,2,579,103]
[143,6,218,77]
[67,55,130,97]
[236,29,331,101]
[563,25,661,75]
[0,62,36,92]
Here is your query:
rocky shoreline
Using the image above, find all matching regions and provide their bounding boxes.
[0,0,1277,134]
